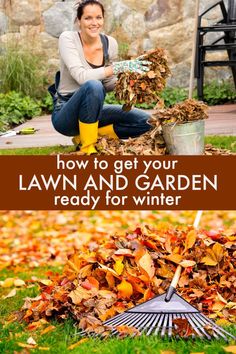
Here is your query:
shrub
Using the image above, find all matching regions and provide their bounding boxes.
[0,42,47,98]
[0,91,42,132]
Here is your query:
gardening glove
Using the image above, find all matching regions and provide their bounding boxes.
[112,58,151,75]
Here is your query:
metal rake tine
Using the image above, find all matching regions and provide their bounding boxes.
[190,314,214,340]
[200,313,236,340]
[161,314,169,338]
[184,313,202,339]
[154,313,165,335]
[168,313,173,338]
[137,313,155,333]
[195,313,231,341]
[104,312,132,325]
[146,314,162,336]
[194,313,222,340]
[110,313,146,336]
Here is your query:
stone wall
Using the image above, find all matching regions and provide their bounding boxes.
[0,0,232,87]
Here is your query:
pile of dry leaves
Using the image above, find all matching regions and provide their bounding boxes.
[152,98,208,125]
[115,48,170,111]
[20,225,236,335]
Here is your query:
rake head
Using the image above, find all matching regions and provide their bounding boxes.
[79,291,236,341]
[102,292,236,340]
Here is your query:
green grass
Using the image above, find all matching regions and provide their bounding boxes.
[0,268,235,354]
[0,136,235,155]
[0,145,75,155]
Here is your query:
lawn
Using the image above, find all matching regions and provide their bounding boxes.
[0,136,235,155]
[0,211,235,354]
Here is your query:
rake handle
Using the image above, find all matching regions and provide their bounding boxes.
[165,264,182,302]
[165,211,203,302]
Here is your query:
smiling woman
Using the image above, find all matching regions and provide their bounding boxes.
[50,0,152,155]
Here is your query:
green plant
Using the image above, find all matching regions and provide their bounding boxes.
[160,87,188,107]
[0,42,47,98]
[0,91,42,132]
[200,80,236,105]
[40,92,54,113]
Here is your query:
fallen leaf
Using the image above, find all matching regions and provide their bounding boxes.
[3,288,17,299]
[113,259,124,275]
[40,325,56,335]
[14,279,26,287]
[1,278,15,288]
[27,337,37,345]
[117,279,133,299]
[68,338,89,350]
[138,251,155,279]
[223,346,236,353]
[184,230,197,252]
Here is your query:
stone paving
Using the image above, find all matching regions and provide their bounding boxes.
[0,104,235,149]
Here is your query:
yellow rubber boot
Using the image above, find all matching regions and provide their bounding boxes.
[98,124,118,139]
[79,121,98,155]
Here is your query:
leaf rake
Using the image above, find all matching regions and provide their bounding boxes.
[102,264,235,340]
[80,212,236,341]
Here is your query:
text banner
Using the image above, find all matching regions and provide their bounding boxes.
[0,155,235,210]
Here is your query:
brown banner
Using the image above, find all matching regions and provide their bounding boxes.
[0,155,235,210]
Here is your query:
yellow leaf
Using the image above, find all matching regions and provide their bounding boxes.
[38,348,50,351]
[1,278,15,288]
[179,260,196,268]
[213,243,224,262]
[160,351,176,354]
[17,342,37,349]
[113,259,124,275]
[166,254,183,264]
[201,242,224,266]
[68,338,89,350]
[117,279,133,299]
[39,279,53,286]
[138,251,155,279]
[184,230,197,252]
[223,346,236,353]
[201,255,218,266]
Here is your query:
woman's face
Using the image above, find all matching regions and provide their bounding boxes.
[79,4,104,38]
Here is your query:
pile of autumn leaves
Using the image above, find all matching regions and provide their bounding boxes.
[21,225,236,334]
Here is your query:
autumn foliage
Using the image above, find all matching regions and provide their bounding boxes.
[115,48,170,111]
[21,225,236,333]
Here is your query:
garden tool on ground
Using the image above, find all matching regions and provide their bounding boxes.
[81,211,236,341]
[0,127,37,138]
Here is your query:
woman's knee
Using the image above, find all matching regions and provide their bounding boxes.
[82,80,105,99]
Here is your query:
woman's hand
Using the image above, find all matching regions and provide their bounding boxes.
[112,58,151,75]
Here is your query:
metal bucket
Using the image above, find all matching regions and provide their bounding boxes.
[162,120,205,155]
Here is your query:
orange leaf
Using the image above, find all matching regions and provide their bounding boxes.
[140,82,146,90]
[68,338,89,350]
[117,279,133,299]
[184,230,197,252]
[138,251,155,279]
[41,325,56,335]
[166,254,183,264]
[201,242,224,266]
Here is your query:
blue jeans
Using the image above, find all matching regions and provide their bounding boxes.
[51,80,151,139]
